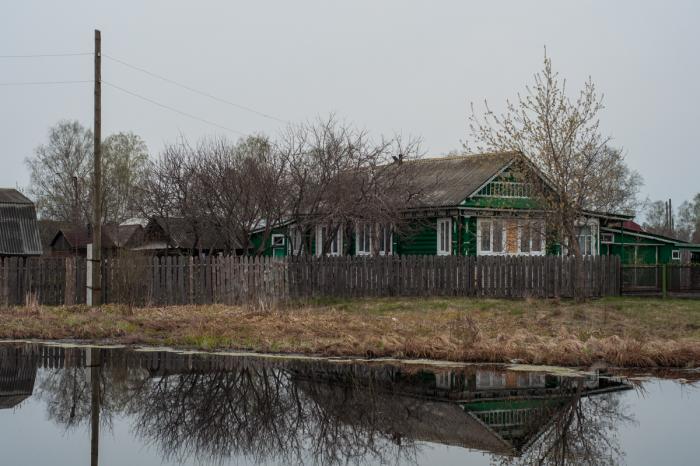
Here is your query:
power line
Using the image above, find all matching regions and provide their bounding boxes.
[103,53,288,124]
[102,80,247,136]
[0,52,91,58]
[0,80,91,86]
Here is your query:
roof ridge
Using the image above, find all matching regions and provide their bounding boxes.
[405,151,519,164]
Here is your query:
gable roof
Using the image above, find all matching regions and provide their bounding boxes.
[0,189,42,256]
[146,217,238,250]
[401,151,519,207]
[50,227,116,250]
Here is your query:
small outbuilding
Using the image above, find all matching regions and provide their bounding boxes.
[0,188,42,257]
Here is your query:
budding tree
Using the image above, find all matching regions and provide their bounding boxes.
[467,53,642,256]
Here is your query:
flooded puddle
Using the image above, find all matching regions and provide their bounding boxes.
[0,343,698,465]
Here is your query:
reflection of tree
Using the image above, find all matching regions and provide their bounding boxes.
[36,351,150,430]
[128,366,417,466]
[29,348,637,466]
[491,379,635,466]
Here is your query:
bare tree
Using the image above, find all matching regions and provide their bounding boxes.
[278,116,425,256]
[467,53,643,256]
[138,138,210,253]
[195,135,288,255]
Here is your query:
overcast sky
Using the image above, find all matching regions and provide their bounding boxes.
[2,1,698,212]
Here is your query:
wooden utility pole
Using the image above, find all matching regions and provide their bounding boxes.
[89,29,102,306]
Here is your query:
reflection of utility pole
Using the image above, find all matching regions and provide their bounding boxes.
[87,348,101,466]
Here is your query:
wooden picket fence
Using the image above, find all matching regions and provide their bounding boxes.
[0,254,620,307]
[287,255,620,299]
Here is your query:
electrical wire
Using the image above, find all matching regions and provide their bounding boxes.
[103,53,288,124]
[102,80,247,136]
[0,52,91,58]
[0,80,91,86]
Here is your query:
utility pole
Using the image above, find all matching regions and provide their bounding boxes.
[88,29,102,306]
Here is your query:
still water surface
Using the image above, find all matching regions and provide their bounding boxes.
[0,343,698,465]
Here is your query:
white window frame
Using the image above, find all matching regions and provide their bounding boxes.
[271,234,285,248]
[477,218,545,256]
[355,223,372,256]
[377,224,393,256]
[574,218,598,256]
[672,250,681,260]
[600,232,614,244]
[437,218,452,256]
[316,225,343,257]
[288,227,304,255]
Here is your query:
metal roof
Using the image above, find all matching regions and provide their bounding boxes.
[0,190,43,256]
[0,188,33,205]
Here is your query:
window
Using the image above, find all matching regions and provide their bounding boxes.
[478,218,545,256]
[317,226,342,256]
[288,228,304,255]
[378,224,392,255]
[480,220,491,252]
[577,226,594,255]
[672,250,681,260]
[601,232,614,244]
[492,220,504,253]
[520,221,531,253]
[531,221,543,253]
[437,218,451,255]
[356,223,371,255]
[271,234,285,247]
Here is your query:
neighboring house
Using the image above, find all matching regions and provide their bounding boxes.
[0,188,42,258]
[599,220,700,265]
[253,152,700,263]
[135,217,236,256]
[49,226,116,257]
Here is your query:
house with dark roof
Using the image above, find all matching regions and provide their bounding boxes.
[0,188,42,257]
[48,223,144,257]
[135,216,236,255]
[250,152,700,262]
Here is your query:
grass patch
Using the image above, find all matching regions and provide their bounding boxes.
[1,297,700,367]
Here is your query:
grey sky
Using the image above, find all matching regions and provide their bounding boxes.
[2,1,698,212]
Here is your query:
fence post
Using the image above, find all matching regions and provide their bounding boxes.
[662,264,667,299]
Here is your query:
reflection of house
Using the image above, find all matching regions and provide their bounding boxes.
[0,346,38,410]
[0,188,42,257]
[291,364,632,457]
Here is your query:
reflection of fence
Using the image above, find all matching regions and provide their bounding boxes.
[621,264,700,295]
[0,255,621,306]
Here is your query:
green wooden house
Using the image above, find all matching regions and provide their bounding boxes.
[251,152,700,264]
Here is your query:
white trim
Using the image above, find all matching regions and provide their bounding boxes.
[271,234,285,247]
[437,218,452,256]
[377,224,393,256]
[355,223,372,256]
[316,225,343,257]
[476,217,545,256]
[600,232,614,244]
[672,250,681,260]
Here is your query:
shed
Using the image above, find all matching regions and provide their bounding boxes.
[0,188,42,257]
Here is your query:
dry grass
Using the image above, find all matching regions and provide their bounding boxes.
[1,297,700,368]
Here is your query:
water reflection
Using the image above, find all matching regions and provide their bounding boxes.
[0,344,640,465]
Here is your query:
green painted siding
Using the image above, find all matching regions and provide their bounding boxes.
[396,221,438,255]
[600,230,682,265]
